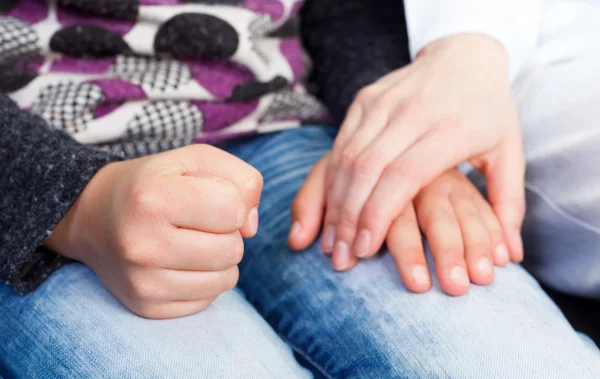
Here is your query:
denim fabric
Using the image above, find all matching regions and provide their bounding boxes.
[0,264,311,378]
[226,126,600,378]
[2,125,600,378]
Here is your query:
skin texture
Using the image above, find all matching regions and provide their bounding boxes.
[289,153,508,296]
[289,34,526,296]
[45,144,263,319]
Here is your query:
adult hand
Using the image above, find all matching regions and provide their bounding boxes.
[290,155,508,296]
[45,145,263,319]
[321,34,526,269]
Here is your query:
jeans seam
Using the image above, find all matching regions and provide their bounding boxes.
[525,181,600,236]
[276,333,335,379]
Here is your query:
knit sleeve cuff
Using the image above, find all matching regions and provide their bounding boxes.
[0,95,124,294]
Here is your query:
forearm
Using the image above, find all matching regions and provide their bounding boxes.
[0,95,122,293]
[404,0,544,81]
[301,0,411,124]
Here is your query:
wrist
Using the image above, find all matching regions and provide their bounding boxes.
[43,161,120,262]
[418,34,509,76]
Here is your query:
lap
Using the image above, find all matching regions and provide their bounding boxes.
[0,264,310,378]
[228,126,600,378]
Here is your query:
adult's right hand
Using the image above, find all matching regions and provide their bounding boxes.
[45,145,263,319]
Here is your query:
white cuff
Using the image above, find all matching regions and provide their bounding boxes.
[404,0,542,82]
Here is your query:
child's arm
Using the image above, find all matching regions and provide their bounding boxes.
[0,94,123,293]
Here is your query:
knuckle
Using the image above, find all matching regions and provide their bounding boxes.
[222,266,240,292]
[243,168,264,197]
[340,143,360,169]
[130,302,163,319]
[337,208,358,231]
[372,93,397,114]
[384,163,421,190]
[353,151,385,179]
[355,85,379,105]
[228,234,244,266]
[130,182,163,217]
[116,232,144,263]
[187,143,213,156]
[215,187,245,229]
[403,94,428,114]
[128,273,160,301]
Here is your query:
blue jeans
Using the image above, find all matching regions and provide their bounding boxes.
[2,126,600,378]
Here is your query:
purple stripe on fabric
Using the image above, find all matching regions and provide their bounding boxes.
[56,7,135,36]
[279,39,305,80]
[8,0,48,25]
[194,100,258,132]
[194,129,258,144]
[94,102,123,118]
[245,0,284,21]
[50,57,115,74]
[186,59,253,99]
[91,78,147,102]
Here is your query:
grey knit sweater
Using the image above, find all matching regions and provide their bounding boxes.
[0,0,410,294]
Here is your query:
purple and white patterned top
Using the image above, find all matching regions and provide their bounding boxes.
[0,0,328,157]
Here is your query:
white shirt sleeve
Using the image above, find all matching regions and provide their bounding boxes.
[404,0,543,82]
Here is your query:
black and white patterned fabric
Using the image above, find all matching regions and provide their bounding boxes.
[0,17,39,65]
[109,55,192,92]
[101,138,190,158]
[125,101,203,141]
[30,82,104,133]
[248,13,273,38]
[262,91,326,122]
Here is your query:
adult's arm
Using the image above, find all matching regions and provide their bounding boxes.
[301,0,411,124]
[0,94,122,294]
[404,0,544,81]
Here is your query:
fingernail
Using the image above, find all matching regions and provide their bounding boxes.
[411,266,430,285]
[476,258,493,274]
[248,207,259,234]
[333,241,350,271]
[289,221,301,239]
[450,266,469,286]
[322,225,336,252]
[354,229,371,258]
[494,244,509,264]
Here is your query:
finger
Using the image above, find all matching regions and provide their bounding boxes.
[139,266,240,302]
[160,229,243,271]
[158,175,247,233]
[386,203,431,293]
[338,113,426,259]
[330,88,410,260]
[289,154,329,251]
[163,144,264,237]
[322,103,365,254]
[471,193,510,266]
[415,194,470,296]
[135,297,217,320]
[449,188,494,286]
[483,137,526,263]
[358,126,468,257]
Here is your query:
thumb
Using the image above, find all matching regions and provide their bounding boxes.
[288,153,330,251]
[481,138,526,262]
